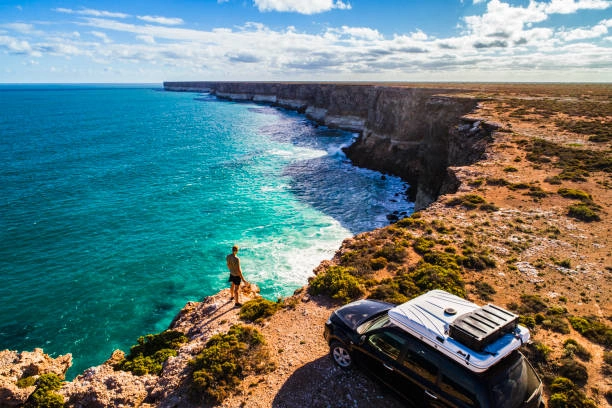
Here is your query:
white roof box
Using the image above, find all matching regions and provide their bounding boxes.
[388,289,530,373]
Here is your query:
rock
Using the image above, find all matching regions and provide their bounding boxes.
[0,348,72,406]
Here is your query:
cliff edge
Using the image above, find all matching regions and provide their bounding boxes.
[163,82,491,209]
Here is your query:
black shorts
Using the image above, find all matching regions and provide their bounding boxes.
[229,275,241,285]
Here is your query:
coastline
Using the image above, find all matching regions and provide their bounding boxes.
[2,82,610,407]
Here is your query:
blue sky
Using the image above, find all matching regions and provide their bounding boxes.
[0,0,610,83]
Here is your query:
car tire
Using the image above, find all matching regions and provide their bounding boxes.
[330,340,353,369]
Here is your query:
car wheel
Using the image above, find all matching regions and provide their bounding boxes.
[330,340,353,369]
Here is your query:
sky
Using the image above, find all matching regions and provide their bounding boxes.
[0,0,610,83]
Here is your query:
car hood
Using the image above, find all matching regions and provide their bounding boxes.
[334,299,394,330]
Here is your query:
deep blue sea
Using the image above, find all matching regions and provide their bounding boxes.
[0,84,413,378]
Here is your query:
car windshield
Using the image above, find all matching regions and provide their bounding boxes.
[487,352,541,408]
[356,314,391,335]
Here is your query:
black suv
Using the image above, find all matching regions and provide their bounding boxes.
[324,299,544,408]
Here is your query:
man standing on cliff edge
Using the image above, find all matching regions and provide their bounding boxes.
[226,245,246,307]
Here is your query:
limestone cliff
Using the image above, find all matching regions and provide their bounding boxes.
[163,82,493,209]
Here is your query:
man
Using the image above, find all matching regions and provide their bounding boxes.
[226,245,246,306]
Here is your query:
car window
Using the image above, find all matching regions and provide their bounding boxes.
[367,331,406,360]
[440,374,480,407]
[402,348,438,384]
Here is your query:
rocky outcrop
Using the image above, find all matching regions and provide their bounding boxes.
[0,348,72,406]
[163,82,493,209]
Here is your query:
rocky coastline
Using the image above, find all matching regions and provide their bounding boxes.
[2,82,610,407]
[163,82,495,209]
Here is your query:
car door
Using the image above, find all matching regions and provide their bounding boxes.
[353,328,422,404]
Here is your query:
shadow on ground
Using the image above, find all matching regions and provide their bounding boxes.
[271,355,405,408]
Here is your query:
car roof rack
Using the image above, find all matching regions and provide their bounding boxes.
[388,290,529,373]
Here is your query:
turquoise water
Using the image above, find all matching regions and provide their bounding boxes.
[0,84,412,378]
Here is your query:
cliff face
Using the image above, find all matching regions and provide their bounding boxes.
[164,82,492,209]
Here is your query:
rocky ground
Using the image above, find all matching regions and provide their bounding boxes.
[1,83,610,407]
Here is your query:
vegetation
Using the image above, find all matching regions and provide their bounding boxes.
[548,377,597,408]
[523,138,611,182]
[568,316,612,347]
[567,202,601,222]
[24,373,64,408]
[558,188,592,201]
[189,325,275,404]
[555,119,611,143]
[308,265,365,303]
[562,339,591,362]
[116,330,187,376]
[473,281,496,301]
[239,298,281,323]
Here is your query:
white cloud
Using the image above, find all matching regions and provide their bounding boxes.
[559,20,609,41]
[54,8,129,19]
[91,31,112,43]
[253,0,351,14]
[543,0,611,14]
[137,35,156,44]
[137,15,184,26]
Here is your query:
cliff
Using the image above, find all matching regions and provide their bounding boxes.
[163,82,492,209]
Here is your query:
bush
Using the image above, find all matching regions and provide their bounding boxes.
[549,377,597,408]
[558,188,592,201]
[473,281,496,301]
[239,298,281,323]
[518,294,548,314]
[446,194,486,209]
[368,274,420,305]
[411,263,465,298]
[557,359,588,386]
[568,203,601,222]
[370,257,388,270]
[116,330,187,376]
[309,266,365,303]
[562,339,591,362]
[24,373,64,408]
[16,376,37,388]
[541,316,570,334]
[374,243,406,263]
[190,325,274,404]
[412,236,436,254]
[568,315,612,346]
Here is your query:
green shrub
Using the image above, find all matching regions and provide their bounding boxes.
[413,237,436,254]
[411,263,465,298]
[562,339,591,362]
[446,194,486,209]
[549,377,597,408]
[370,257,388,270]
[558,188,592,201]
[568,315,612,346]
[423,251,461,271]
[458,253,496,270]
[486,177,510,186]
[368,275,420,305]
[190,325,274,404]
[309,266,365,303]
[374,243,406,263]
[24,373,64,408]
[527,341,552,363]
[567,203,601,222]
[503,166,519,172]
[479,202,500,212]
[519,315,537,329]
[557,359,588,386]
[604,351,612,365]
[239,298,281,323]
[472,281,496,301]
[541,316,570,334]
[518,294,548,314]
[116,330,187,376]
[16,376,37,388]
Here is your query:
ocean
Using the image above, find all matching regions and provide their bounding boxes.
[0,84,413,378]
